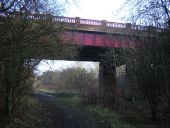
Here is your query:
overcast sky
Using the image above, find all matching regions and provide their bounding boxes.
[36,60,99,75]
[65,0,124,22]
[37,0,124,74]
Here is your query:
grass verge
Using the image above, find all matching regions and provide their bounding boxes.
[86,105,134,128]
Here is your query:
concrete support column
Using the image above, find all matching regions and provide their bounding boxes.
[99,62,116,106]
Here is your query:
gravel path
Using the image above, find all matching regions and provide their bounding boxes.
[34,92,111,128]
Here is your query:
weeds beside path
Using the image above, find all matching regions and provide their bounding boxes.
[39,92,134,128]
[1,92,113,128]
[35,92,112,128]
[2,91,165,128]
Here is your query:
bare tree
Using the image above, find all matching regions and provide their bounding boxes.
[118,0,170,120]
[0,0,76,116]
[121,0,170,28]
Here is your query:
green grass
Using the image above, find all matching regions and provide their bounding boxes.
[55,95,134,128]
[86,105,134,128]
[57,96,162,128]
[57,96,74,105]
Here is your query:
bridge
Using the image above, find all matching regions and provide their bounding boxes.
[47,16,153,105]
[0,14,156,106]
[0,13,153,48]
[13,14,152,48]
[36,15,153,62]
[58,16,148,48]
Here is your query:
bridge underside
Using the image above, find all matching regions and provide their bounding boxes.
[78,46,126,66]
[78,46,106,61]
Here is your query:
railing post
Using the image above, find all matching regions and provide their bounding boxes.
[147,26,156,38]
[126,23,132,30]
[148,26,156,32]
[46,14,53,20]
[75,17,80,25]
[102,20,107,29]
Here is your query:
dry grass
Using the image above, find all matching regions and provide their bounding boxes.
[0,95,43,128]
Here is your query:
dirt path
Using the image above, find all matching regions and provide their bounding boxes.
[34,92,111,128]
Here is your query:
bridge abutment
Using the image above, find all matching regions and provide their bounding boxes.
[99,62,116,106]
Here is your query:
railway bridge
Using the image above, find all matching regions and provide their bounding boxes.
[1,14,157,105]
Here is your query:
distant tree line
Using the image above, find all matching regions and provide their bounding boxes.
[37,67,98,92]
[36,66,99,104]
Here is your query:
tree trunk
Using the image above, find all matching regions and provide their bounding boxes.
[147,95,158,121]
[167,81,170,112]
[5,85,12,116]
[4,60,13,116]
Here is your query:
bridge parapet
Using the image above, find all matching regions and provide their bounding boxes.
[0,13,162,48]
[52,16,149,31]
[51,16,156,36]
[80,18,102,26]
[107,21,126,29]
[0,13,161,36]
[54,16,76,23]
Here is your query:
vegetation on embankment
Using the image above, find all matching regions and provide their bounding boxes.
[36,63,170,128]
[48,91,168,128]
[43,92,133,128]
[0,95,43,128]
[0,0,76,117]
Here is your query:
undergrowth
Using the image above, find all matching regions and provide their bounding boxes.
[1,95,43,128]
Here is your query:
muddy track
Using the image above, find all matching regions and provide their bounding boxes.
[34,92,111,128]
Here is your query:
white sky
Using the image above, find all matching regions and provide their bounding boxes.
[37,0,124,74]
[36,60,99,75]
[65,0,124,22]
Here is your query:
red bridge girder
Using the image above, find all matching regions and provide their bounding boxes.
[64,31,142,48]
